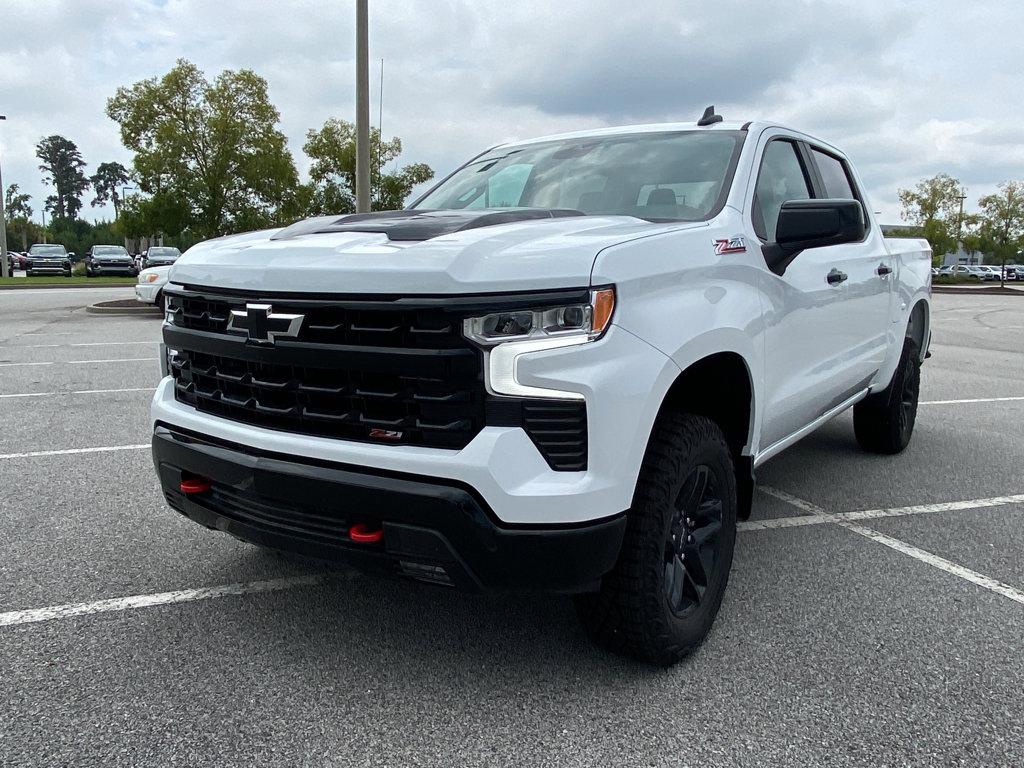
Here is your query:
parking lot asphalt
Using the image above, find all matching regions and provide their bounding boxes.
[1,288,1022,766]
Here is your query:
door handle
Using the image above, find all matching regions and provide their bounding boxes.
[826,268,848,285]
[876,263,892,277]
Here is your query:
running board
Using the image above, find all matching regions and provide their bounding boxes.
[753,389,870,468]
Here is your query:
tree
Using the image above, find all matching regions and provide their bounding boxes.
[303,119,434,212]
[976,181,1024,285]
[36,135,90,220]
[5,184,33,250]
[90,161,130,217]
[898,173,966,261]
[106,59,299,238]
[117,189,191,241]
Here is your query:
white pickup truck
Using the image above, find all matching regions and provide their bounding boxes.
[151,109,931,663]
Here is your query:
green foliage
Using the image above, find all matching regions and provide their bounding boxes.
[90,161,130,216]
[36,135,90,220]
[303,119,434,211]
[976,181,1024,267]
[4,184,37,250]
[106,59,299,238]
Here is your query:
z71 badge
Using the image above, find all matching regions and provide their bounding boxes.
[713,236,747,255]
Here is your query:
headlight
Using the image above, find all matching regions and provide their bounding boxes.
[141,272,160,283]
[464,288,614,346]
[464,288,615,400]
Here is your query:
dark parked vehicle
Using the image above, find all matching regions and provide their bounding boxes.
[85,245,138,277]
[25,244,72,276]
[142,246,181,269]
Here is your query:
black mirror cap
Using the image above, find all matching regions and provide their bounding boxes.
[765,198,866,275]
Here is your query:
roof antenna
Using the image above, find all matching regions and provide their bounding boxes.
[697,105,723,126]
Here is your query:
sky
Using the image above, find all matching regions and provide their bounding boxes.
[1,0,1023,226]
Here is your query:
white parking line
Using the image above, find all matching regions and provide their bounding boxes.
[0,357,157,367]
[741,492,1024,531]
[755,487,1024,607]
[0,574,329,628]
[920,396,1024,405]
[0,444,149,460]
[840,522,1024,605]
[0,387,153,399]
[12,341,157,349]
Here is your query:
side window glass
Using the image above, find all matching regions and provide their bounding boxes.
[811,149,856,200]
[753,140,811,241]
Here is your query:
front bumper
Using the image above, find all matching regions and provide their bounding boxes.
[135,282,163,303]
[28,263,68,274]
[153,424,626,592]
[91,263,136,275]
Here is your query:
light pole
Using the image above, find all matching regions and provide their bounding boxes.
[355,0,370,213]
[120,186,135,251]
[0,115,9,279]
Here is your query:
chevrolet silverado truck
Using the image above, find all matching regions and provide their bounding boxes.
[25,243,72,276]
[152,110,931,663]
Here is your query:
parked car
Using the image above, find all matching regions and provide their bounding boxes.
[151,112,932,664]
[25,244,71,276]
[135,265,171,306]
[6,251,29,272]
[85,245,138,276]
[951,265,984,280]
[977,265,1000,281]
[142,246,182,269]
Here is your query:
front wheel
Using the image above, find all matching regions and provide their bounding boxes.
[853,338,921,454]
[575,413,737,665]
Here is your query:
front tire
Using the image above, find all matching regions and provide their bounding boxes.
[853,338,921,454]
[575,413,737,665]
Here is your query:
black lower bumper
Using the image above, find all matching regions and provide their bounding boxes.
[152,424,625,592]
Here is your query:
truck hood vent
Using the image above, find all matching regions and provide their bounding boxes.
[270,208,586,243]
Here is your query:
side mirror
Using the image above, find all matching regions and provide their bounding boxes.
[764,198,865,275]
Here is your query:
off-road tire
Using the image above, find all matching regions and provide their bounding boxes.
[853,338,921,454]
[575,413,737,665]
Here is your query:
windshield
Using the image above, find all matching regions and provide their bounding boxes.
[148,247,180,258]
[94,246,129,256]
[413,131,744,221]
[30,245,67,256]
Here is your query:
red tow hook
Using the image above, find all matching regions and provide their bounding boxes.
[179,477,212,494]
[349,522,384,544]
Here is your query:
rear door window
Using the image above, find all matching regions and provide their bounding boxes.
[811,148,857,200]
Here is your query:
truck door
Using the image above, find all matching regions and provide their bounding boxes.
[749,137,888,451]
[803,146,892,388]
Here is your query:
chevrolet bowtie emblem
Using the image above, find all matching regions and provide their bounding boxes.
[226,303,304,344]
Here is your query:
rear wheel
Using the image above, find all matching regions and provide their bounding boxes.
[854,338,921,454]
[575,413,737,665]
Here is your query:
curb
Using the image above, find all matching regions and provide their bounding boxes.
[86,300,162,316]
[0,282,136,290]
[932,286,1024,296]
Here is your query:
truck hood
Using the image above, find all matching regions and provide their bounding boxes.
[169,213,706,294]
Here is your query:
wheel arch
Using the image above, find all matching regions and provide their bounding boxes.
[649,350,757,519]
[906,298,929,360]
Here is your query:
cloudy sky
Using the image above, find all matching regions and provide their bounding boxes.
[1,0,1022,225]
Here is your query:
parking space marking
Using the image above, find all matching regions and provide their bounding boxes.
[840,522,1024,605]
[756,487,1024,607]
[0,357,157,367]
[12,341,157,349]
[741,491,1024,531]
[0,444,148,461]
[920,396,1024,405]
[0,574,329,628]
[0,387,153,399]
